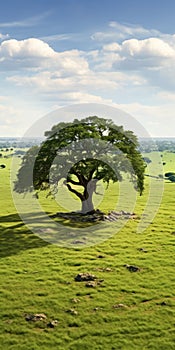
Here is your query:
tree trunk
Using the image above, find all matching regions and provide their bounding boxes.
[81,195,94,214]
[81,179,96,214]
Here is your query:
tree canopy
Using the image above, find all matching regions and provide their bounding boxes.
[14,116,146,213]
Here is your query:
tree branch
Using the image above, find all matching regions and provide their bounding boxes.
[69,169,86,186]
[88,168,96,181]
[67,178,82,186]
[66,183,83,200]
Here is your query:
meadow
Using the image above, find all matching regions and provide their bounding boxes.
[0,150,175,349]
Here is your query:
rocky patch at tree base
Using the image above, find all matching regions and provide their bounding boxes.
[54,210,137,223]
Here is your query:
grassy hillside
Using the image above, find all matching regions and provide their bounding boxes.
[0,152,175,349]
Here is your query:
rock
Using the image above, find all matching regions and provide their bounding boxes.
[47,320,58,328]
[104,267,112,272]
[138,248,147,253]
[71,298,80,303]
[75,273,96,282]
[121,210,131,215]
[110,211,121,217]
[113,303,128,309]
[86,280,103,288]
[25,313,47,322]
[72,240,85,245]
[85,281,97,288]
[124,264,140,272]
[66,309,78,315]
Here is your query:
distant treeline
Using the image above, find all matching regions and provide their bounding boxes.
[139,138,175,153]
[0,137,43,149]
[1,137,175,153]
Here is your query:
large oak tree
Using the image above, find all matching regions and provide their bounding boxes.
[14,116,145,213]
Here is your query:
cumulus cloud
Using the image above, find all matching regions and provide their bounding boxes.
[0,38,56,59]
[0,38,89,77]
[101,37,175,66]
[92,21,175,82]
[1,22,175,137]
[2,33,175,97]
[90,36,175,91]
[5,34,174,106]
[121,38,175,58]
[103,42,121,52]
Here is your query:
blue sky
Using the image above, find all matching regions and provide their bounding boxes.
[1,0,175,136]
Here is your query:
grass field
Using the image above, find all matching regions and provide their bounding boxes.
[0,151,175,349]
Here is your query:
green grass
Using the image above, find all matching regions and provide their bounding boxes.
[0,152,175,349]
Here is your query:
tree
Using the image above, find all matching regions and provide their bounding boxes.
[14,116,146,214]
[142,157,152,165]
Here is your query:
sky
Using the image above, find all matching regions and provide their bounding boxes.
[1,0,175,137]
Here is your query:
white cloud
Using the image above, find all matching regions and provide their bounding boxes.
[2,34,175,99]
[0,38,56,59]
[109,21,160,38]
[54,50,89,75]
[91,21,161,42]
[0,33,9,41]
[121,38,175,58]
[103,42,121,52]
[57,92,113,104]
[0,38,57,71]
[100,37,175,70]
[0,39,89,77]
[1,22,175,137]
[7,66,131,100]
[39,33,72,42]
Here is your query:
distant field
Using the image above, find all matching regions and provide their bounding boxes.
[0,151,175,349]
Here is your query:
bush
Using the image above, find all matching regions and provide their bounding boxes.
[165,172,175,178]
[168,175,175,182]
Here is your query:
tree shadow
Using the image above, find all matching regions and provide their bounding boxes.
[0,211,116,255]
[0,212,49,259]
